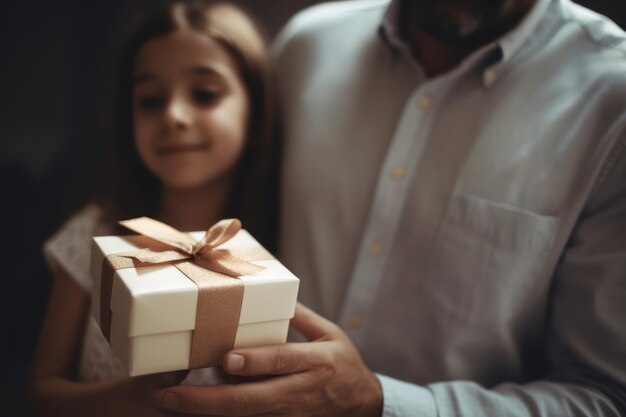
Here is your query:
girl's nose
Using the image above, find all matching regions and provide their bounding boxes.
[164,96,191,130]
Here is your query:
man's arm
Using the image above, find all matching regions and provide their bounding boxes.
[369,131,626,417]
[376,130,626,417]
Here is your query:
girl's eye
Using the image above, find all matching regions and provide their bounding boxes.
[193,89,220,105]
[137,96,163,110]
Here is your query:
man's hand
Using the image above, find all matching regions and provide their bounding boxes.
[154,303,383,417]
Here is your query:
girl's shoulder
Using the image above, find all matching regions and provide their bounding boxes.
[43,204,113,292]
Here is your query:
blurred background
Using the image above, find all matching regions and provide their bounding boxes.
[0,0,624,415]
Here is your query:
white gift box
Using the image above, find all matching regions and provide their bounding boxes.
[90,230,299,376]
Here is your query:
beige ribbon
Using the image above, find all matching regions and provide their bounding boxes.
[100,217,270,369]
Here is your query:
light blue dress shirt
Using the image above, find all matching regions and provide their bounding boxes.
[274,0,626,415]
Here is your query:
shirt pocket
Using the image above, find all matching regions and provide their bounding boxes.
[421,193,560,327]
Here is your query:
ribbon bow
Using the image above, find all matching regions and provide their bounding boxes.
[118,217,264,277]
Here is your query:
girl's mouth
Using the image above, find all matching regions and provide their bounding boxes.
[156,143,210,155]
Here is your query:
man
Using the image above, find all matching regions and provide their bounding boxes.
[154,0,626,415]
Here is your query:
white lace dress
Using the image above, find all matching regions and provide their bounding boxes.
[43,205,220,385]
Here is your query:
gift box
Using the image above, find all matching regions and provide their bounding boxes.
[89,218,299,376]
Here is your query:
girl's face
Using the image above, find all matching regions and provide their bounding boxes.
[133,28,249,191]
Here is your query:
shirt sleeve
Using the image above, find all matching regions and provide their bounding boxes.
[377,374,437,417]
[43,205,104,292]
[375,133,626,417]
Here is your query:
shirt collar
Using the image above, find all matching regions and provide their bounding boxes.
[498,0,552,63]
[380,0,404,51]
[379,0,552,87]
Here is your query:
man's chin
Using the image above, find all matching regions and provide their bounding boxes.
[418,21,481,43]
[407,0,510,44]
[408,0,527,46]
[418,16,506,47]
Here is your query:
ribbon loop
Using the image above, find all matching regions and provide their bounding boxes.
[119,217,196,254]
[193,218,242,252]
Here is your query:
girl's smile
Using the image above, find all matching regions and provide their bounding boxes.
[155,142,211,156]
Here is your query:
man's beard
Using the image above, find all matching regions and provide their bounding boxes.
[404,0,519,43]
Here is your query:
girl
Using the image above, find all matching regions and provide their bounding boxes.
[30,2,276,415]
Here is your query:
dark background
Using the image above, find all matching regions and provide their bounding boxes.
[0,1,624,415]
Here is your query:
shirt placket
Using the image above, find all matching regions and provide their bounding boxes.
[338,80,447,344]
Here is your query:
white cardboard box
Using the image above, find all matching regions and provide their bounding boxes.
[90,230,299,376]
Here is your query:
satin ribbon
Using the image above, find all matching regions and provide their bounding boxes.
[100,217,268,369]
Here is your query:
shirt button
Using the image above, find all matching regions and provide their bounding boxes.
[346,314,362,329]
[368,240,383,256]
[483,69,497,86]
[390,164,406,180]
[417,94,432,110]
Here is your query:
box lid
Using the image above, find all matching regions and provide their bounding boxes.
[91,230,299,337]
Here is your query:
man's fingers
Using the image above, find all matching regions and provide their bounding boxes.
[223,342,318,376]
[157,304,347,414]
[290,302,343,341]
[156,378,290,415]
[222,303,341,378]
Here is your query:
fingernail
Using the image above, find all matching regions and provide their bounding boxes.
[226,353,245,371]
[162,392,179,409]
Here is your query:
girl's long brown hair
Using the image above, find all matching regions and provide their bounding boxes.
[96,1,279,251]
